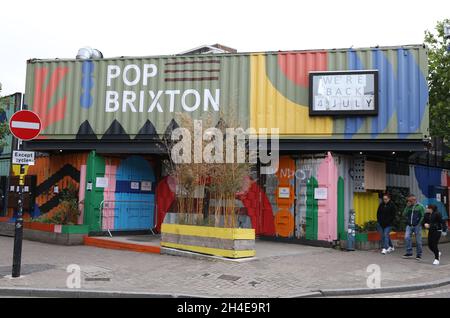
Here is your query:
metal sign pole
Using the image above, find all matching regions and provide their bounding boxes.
[11,139,24,278]
[8,106,40,278]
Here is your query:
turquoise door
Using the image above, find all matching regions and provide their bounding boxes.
[114,156,156,231]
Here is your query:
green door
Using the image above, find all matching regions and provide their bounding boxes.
[83,151,105,232]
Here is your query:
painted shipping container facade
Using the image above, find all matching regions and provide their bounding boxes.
[24,45,428,140]
[0,93,21,216]
[387,164,450,219]
[82,152,158,232]
[11,151,446,241]
[17,45,439,242]
[8,153,88,220]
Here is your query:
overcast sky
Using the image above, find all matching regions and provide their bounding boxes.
[1,0,449,95]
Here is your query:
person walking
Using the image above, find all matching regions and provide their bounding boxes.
[402,194,425,260]
[423,204,448,265]
[377,193,396,254]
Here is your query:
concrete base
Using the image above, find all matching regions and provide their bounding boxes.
[0,222,15,237]
[0,222,86,245]
[24,229,85,245]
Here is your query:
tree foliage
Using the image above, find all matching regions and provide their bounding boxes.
[0,83,11,147]
[425,19,450,159]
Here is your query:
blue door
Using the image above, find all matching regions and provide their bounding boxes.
[114,156,156,231]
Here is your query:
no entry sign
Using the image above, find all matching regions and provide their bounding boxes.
[9,110,42,140]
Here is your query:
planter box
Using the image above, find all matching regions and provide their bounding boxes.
[57,224,90,234]
[355,233,368,242]
[0,221,15,237]
[0,222,90,245]
[160,223,255,259]
[367,231,381,241]
[24,229,85,245]
[24,222,55,232]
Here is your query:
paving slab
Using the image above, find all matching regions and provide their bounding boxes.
[1,236,449,297]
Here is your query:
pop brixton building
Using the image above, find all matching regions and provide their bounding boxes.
[2,44,449,244]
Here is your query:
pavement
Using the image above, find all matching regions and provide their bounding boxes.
[346,285,450,298]
[1,235,450,297]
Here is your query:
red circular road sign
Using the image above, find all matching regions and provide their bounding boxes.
[9,110,42,141]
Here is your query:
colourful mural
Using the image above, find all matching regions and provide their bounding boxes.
[316,153,338,241]
[353,192,379,226]
[273,157,296,237]
[83,153,157,232]
[387,165,450,220]
[154,176,275,236]
[9,153,88,220]
[25,46,428,140]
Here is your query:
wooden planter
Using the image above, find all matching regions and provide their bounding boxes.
[367,231,381,241]
[19,222,90,245]
[160,223,255,259]
[393,232,405,240]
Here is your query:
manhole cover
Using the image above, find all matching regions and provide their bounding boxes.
[85,277,111,282]
[218,274,240,282]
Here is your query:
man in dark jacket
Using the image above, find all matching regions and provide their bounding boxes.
[377,194,396,254]
[402,194,425,260]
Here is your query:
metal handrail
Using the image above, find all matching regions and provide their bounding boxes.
[99,200,157,237]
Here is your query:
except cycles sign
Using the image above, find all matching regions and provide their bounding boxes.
[12,151,35,165]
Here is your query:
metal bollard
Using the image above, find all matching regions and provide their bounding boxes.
[347,209,356,251]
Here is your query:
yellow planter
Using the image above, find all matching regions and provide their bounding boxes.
[161,223,255,259]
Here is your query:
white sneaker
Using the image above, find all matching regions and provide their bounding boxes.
[439,252,442,260]
[381,248,387,255]
[387,247,395,253]
[433,259,440,265]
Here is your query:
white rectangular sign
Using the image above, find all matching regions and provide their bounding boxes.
[96,177,108,188]
[141,181,152,191]
[310,70,378,115]
[130,181,140,190]
[314,188,328,200]
[12,151,35,165]
[278,187,290,199]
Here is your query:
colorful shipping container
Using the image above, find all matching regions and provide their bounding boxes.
[24,45,428,141]
[10,44,446,245]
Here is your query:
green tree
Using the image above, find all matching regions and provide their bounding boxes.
[425,19,450,159]
[0,83,10,147]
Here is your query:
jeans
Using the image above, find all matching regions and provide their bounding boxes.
[377,223,393,250]
[405,224,423,256]
[428,229,441,260]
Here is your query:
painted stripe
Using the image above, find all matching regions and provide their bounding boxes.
[78,165,86,225]
[161,224,255,240]
[11,121,40,129]
[103,164,117,230]
[164,77,219,82]
[164,69,220,73]
[161,242,255,259]
[84,237,160,254]
[165,60,221,65]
